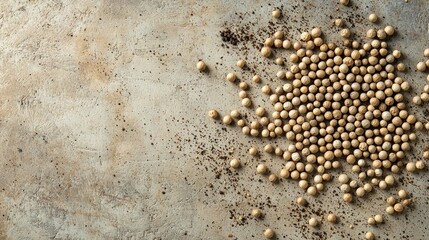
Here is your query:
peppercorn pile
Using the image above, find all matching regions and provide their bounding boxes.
[200,3,429,240]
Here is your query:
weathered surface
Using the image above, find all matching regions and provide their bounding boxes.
[0,0,428,239]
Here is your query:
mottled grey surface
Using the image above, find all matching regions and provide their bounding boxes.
[1,0,429,239]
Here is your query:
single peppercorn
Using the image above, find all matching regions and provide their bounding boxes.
[296,197,307,206]
[264,228,275,239]
[365,231,375,240]
[272,9,281,18]
[368,13,378,23]
[256,164,268,174]
[327,213,337,223]
[226,72,237,82]
[237,59,246,68]
[197,61,206,71]
[309,217,319,227]
[340,0,350,6]
[208,110,219,119]
[230,159,240,169]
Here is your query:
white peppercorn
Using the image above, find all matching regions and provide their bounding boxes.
[367,217,376,225]
[261,47,272,57]
[341,28,351,38]
[340,0,350,6]
[343,193,353,202]
[242,98,252,108]
[368,13,378,23]
[230,159,240,169]
[269,174,278,183]
[226,72,237,82]
[237,59,246,68]
[365,231,375,240]
[249,147,258,156]
[386,206,394,215]
[264,228,275,239]
[309,217,319,227]
[417,62,427,72]
[251,208,262,218]
[272,9,281,18]
[416,160,425,169]
[385,26,395,36]
[252,75,261,83]
[394,203,404,213]
[208,110,219,119]
[256,164,267,174]
[296,197,307,206]
[374,214,383,223]
[406,162,416,172]
[335,19,344,27]
[197,61,206,71]
[327,213,337,223]
[223,115,233,125]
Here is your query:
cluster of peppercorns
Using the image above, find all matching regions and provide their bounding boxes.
[199,5,428,240]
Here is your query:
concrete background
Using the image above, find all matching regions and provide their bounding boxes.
[0,0,429,239]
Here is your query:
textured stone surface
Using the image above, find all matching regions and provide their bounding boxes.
[1,0,429,239]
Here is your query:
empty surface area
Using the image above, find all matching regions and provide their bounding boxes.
[0,0,429,239]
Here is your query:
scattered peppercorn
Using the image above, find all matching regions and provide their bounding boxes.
[197,61,206,71]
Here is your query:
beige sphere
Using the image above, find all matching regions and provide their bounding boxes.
[374,214,383,223]
[343,193,353,202]
[365,231,375,240]
[340,0,350,6]
[386,206,395,214]
[406,162,416,172]
[268,174,278,183]
[335,18,344,27]
[230,110,240,118]
[327,213,337,223]
[256,164,268,174]
[309,217,319,227]
[264,228,275,239]
[424,48,429,57]
[385,26,395,36]
[311,27,322,38]
[208,110,219,119]
[196,61,206,71]
[297,197,307,206]
[394,203,404,213]
[417,62,427,72]
[273,31,284,39]
[385,175,395,185]
[249,147,258,156]
[416,160,425,169]
[367,217,376,225]
[272,9,281,18]
[307,186,317,196]
[252,75,261,83]
[356,187,366,197]
[397,63,406,72]
[280,169,290,178]
[261,46,272,57]
[230,159,240,169]
[398,189,407,199]
[423,151,429,159]
[223,115,233,125]
[237,59,246,68]
[367,29,377,38]
[338,174,349,184]
[226,72,237,82]
[368,13,378,23]
[341,28,351,38]
[242,98,252,108]
[251,208,262,218]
